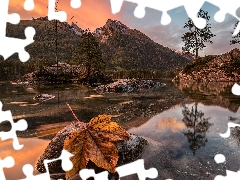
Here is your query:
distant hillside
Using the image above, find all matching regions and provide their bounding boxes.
[170,48,194,61]
[3,18,191,79]
[5,18,81,62]
[95,19,191,72]
[174,48,240,82]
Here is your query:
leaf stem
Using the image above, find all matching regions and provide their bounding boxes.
[66,103,87,129]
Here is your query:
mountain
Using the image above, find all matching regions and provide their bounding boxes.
[4,18,191,75]
[174,48,240,82]
[94,19,191,72]
[170,48,194,61]
[5,18,81,63]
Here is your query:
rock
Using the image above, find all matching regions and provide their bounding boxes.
[33,94,55,102]
[36,121,148,180]
[173,48,240,82]
[95,79,166,94]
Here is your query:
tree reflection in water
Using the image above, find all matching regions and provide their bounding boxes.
[182,103,213,155]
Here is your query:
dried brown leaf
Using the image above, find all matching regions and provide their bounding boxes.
[64,114,130,179]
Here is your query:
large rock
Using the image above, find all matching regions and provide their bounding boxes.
[36,121,148,179]
[173,48,240,82]
[95,79,166,94]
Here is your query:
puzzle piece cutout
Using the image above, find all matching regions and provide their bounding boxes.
[110,0,206,28]
[0,156,14,180]
[232,83,240,96]
[21,149,73,180]
[0,0,82,62]
[79,159,158,180]
[0,0,35,62]
[220,122,240,138]
[48,0,81,22]
[110,0,240,32]
[215,170,240,180]
[0,102,28,150]
[24,0,35,11]
[214,154,240,179]
[206,0,240,37]
[71,0,81,9]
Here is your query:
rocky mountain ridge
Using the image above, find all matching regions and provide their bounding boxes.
[5,18,191,76]
[94,19,191,72]
[170,48,194,61]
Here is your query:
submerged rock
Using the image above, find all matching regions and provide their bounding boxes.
[33,94,55,102]
[95,79,166,94]
[36,121,148,179]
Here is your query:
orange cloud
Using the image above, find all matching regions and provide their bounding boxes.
[9,0,121,30]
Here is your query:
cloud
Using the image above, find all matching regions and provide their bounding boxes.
[9,0,121,30]
[203,15,240,55]
[140,22,185,51]
[8,0,239,55]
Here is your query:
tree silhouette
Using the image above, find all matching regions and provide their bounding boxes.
[71,29,105,78]
[182,9,215,59]
[230,22,240,45]
[182,103,212,155]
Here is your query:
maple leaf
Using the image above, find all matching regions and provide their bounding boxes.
[64,114,130,179]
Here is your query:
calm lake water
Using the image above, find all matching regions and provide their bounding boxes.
[0,81,240,180]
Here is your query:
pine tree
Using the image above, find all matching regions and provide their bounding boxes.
[182,9,215,59]
[72,29,104,78]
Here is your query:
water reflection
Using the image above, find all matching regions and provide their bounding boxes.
[128,103,240,179]
[157,118,186,133]
[174,81,240,112]
[182,103,212,155]
[0,138,49,180]
[228,117,240,146]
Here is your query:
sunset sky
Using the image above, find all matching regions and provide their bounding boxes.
[9,0,240,56]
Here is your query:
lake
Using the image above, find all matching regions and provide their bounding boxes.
[0,81,240,180]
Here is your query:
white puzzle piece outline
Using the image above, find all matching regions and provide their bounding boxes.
[0,102,28,150]
[0,0,240,179]
[232,83,240,96]
[214,154,240,180]
[0,156,14,180]
[79,159,158,180]
[0,0,35,62]
[110,0,240,32]
[21,150,73,180]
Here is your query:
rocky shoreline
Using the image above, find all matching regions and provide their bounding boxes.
[173,48,240,83]
[95,79,166,93]
[17,62,113,85]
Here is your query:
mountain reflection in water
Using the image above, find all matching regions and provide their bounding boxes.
[0,81,240,179]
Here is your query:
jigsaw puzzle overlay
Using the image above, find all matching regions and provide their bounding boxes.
[21,150,73,180]
[0,0,240,179]
[0,0,35,62]
[110,0,240,33]
[0,102,27,150]
[80,159,158,180]
[0,156,14,180]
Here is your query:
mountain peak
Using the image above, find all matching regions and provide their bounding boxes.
[105,19,129,30]
[93,19,129,40]
[70,22,84,36]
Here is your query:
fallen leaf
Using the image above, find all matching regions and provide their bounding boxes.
[64,114,130,179]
